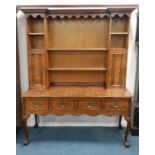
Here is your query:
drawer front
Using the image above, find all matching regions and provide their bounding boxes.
[102,110,129,117]
[25,98,48,114]
[105,99,128,109]
[49,99,75,111]
[78,99,103,111]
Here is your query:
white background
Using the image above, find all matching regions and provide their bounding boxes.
[1,0,155,155]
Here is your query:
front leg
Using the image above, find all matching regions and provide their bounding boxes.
[22,115,29,145]
[34,114,39,128]
[124,117,131,147]
[118,115,123,129]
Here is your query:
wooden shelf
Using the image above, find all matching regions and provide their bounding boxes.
[48,48,108,51]
[28,33,45,35]
[29,49,45,53]
[30,48,45,50]
[110,32,128,35]
[110,48,127,50]
[48,67,107,71]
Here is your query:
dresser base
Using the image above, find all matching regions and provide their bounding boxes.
[22,87,132,147]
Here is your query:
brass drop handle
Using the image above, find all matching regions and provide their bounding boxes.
[87,101,93,108]
[33,101,40,108]
[60,101,66,108]
[113,101,119,108]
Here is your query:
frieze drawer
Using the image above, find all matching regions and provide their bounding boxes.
[49,99,75,113]
[25,98,48,115]
[105,99,129,109]
[78,99,104,111]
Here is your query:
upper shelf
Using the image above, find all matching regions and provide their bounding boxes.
[28,33,45,35]
[47,48,108,51]
[48,67,107,71]
[110,32,128,35]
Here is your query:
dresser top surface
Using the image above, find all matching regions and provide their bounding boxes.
[22,87,132,98]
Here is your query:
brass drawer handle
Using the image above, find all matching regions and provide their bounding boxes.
[33,101,40,108]
[59,101,66,108]
[87,101,93,108]
[112,101,119,108]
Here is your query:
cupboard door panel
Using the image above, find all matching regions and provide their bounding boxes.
[107,50,127,88]
[29,53,46,88]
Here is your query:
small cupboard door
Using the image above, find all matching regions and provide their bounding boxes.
[29,53,46,89]
[107,50,127,88]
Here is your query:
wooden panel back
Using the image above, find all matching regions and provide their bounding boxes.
[111,16,129,32]
[111,35,127,48]
[25,13,130,89]
[49,71,106,84]
[29,36,44,49]
[48,18,109,48]
[27,16,44,33]
[48,50,107,68]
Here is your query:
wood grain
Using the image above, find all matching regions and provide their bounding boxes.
[111,16,129,32]
[29,53,46,89]
[48,50,107,68]
[48,18,109,48]
[27,16,44,33]
[22,87,132,98]
[21,5,134,146]
[107,50,127,88]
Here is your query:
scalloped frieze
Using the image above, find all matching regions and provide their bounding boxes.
[26,13,45,18]
[47,14,110,19]
[111,13,130,18]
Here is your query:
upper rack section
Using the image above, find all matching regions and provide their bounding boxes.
[19,5,137,19]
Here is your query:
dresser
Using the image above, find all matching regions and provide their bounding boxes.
[19,5,137,147]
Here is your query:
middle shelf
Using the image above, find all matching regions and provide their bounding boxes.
[48,67,107,71]
[28,33,45,35]
[110,32,128,35]
[47,48,108,51]
[48,49,107,69]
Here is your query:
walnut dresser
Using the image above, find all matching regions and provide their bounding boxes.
[18,5,137,147]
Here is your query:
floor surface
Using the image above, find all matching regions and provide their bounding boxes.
[16,127,139,155]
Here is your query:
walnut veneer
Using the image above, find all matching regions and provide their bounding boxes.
[19,5,137,147]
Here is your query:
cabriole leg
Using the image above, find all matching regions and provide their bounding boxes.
[34,114,38,128]
[118,115,123,129]
[22,116,29,145]
[124,118,131,147]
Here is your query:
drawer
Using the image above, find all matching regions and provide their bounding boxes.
[78,99,103,111]
[103,110,129,117]
[105,99,128,109]
[25,98,48,114]
[49,99,75,111]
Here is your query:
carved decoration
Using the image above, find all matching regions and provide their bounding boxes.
[26,13,45,18]
[47,14,110,19]
[111,13,130,18]
[25,12,130,19]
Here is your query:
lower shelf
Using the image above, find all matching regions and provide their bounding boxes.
[48,67,107,71]
[48,70,106,84]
